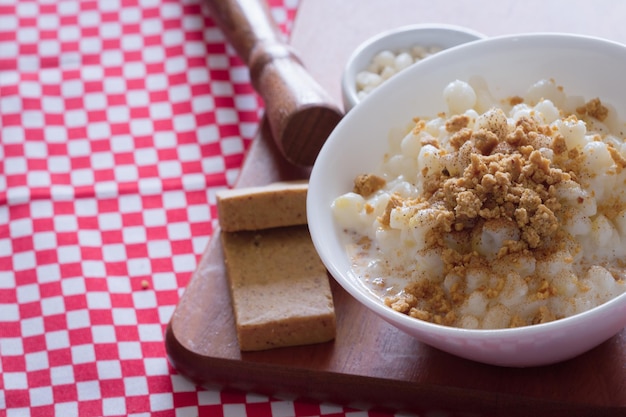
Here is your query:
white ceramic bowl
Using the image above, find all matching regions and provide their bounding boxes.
[308,33,626,367]
[341,24,485,111]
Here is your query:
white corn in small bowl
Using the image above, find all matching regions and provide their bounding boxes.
[341,24,485,111]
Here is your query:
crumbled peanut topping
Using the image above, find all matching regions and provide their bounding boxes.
[577,97,609,121]
[508,96,524,106]
[353,173,386,197]
[378,193,403,227]
[445,114,471,133]
[377,111,591,327]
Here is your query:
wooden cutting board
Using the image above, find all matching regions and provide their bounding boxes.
[166,1,626,415]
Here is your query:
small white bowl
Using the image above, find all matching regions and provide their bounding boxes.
[341,24,485,111]
[309,33,626,367]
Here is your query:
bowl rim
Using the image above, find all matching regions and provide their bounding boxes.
[341,23,487,111]
[312,31,626,341]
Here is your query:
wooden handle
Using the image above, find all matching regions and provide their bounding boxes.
[206,0,343,166]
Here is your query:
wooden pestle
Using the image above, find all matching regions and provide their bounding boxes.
[206,0,344,167]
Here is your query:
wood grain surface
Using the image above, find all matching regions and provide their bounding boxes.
[165,1,626,415]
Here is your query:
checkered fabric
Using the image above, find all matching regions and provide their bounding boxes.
[0,1,403,416]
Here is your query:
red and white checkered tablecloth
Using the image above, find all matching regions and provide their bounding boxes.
[0,1,403,416]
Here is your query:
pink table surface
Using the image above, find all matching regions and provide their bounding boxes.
[0,1,402,416]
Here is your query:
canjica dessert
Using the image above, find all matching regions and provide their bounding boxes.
[333,78,626,329]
